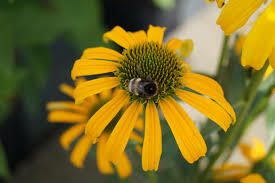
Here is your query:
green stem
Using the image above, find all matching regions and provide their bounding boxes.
[216,35,230,80]
[263,140,275,163]
[199,63,269,182]
[148,171,157,183]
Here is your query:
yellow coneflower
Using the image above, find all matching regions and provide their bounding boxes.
[240,173,267,183]
[71,25,236,171]
[213,137,273,181]
[46,79,143,179]
[213,0,275,70]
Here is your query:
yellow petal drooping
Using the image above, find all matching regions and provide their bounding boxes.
[240,173,267,183]
[48,110,87,123]
[115,152,132,179]
[181,73,236,122]
[85,90,129,141]
[59,83,74,98]
[142,103,162,171]
[176,89,232,131]
[81,47,123,61]
[241,1,275,70]
[70,135,93,168]
[159,97,207,163]
[60,124,86,150]
[71,59,118,80]
[213,163,251,181]
[129,131,143,144]
[103,26,135,49]
[46,101,88,114]
[99,89,112,101]
[96,133,114,175]
[134,117,144,132]
[105,102,143,164]
[74,77,120,104]
[217,0,265,35]
[147,25,166,44]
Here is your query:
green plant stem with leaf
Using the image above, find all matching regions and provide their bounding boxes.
[199,61,269,182]
[216,35,230,81]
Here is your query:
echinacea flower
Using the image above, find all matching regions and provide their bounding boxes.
[213,137,274,181]
[211,0,275,70]
[240,173,267,183]
[46,79,143,179]
[71,25,236,171]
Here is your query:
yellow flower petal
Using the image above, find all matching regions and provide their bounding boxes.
[71,59,119,80]
[103,26,135,49]
[60,124,86,150]
[81,47,123,61]
[70,135,93,168]
[166,38,194,58]
[240,137,267,162]
[159,97,206,163]
[181,73,236,123]
[128,30,147,44]
[147,25,166,44]
[74,77,120,104]
[241,1,275,70]
[235,36,246,54]
[105,102,143,164]
[48,110,87,123]
[46,101,88,114]
[270,48,275,69]
[115,152,132,179]
[129,131,143,144]
[59,83,74,98]
[134,117,144,132]
[99,89,112,101]
[142,103,162,171]
[240,173,267,183]
[85,90,129,141]
[96,133,114,175]
[272,156,275,167]
[217,0,265,35]
[213,163,250,181]
[176,89,232,131]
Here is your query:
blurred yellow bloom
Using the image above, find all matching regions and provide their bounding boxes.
[213,137,274,181]
[240,173,267,183]
[71,25,236,171]
[214,0,275,70]
[47,80,143,179]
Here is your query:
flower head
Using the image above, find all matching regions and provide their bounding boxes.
[71,25,236,171]
[46,79,143,179]
[211,0,275,70]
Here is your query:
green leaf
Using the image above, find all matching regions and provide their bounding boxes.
[0,141,10,180]
[53,0,104,50]
[266,99,275,142]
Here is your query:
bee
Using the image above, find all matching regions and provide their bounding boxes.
[128,65,159,98]
[128,78,158,98]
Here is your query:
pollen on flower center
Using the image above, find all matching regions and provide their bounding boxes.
[115,41,188,103]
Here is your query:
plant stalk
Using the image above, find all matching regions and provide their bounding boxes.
[216,35,230,80]
[199,63,269,182]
